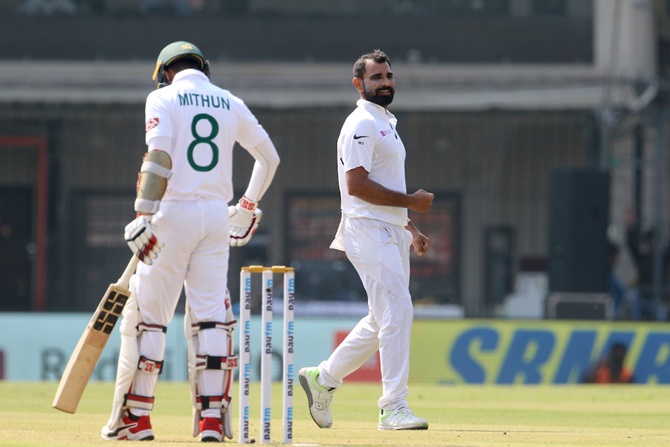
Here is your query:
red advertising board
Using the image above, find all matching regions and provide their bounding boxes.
[335,331,381,382]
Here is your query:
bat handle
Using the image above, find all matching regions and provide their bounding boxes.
[117,255,141,289]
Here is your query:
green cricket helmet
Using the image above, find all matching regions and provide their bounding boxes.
[152,41,210,88]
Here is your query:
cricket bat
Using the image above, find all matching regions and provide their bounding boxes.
[53,254,140,414]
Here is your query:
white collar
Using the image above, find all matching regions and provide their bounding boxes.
[357,99,395,120]
[172,69,209,83]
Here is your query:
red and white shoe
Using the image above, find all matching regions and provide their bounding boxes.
[199,417,223,442]
[101,410,155,441]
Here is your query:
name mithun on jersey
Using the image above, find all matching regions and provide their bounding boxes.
[178,93,230,109]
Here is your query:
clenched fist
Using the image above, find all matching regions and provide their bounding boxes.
[409,189,434,213]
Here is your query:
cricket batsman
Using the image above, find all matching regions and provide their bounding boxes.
[101,41,280,442]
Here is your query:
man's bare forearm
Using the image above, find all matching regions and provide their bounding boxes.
[346,168,433,213]
[349,177,413,208]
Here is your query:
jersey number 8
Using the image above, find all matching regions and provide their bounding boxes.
[188,113,219,172]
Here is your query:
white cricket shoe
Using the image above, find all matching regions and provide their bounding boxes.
[378,407,429,430]
[298,366,335,428]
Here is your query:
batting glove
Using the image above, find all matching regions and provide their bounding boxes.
[228,197,262,247]
[124,215,163,265]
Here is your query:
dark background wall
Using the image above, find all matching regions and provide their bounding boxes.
[2,15,591,64]
[7,0,660,319]
[0,102,595,313]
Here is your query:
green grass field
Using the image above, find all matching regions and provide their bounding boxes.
[1,381,668,446]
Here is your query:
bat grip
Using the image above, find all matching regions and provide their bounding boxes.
[117,255,141,289]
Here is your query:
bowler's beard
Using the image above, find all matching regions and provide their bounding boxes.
[363,83,394,107]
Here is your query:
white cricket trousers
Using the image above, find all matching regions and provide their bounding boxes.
[133,200,230,325]
[319,216,413,411]
[130,199,231,406]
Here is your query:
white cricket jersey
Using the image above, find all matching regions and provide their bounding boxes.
[145,69,269,202]
[336,99,408,227]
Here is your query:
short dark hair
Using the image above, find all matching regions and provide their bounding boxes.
[353,49,392,78]
[167,57,203,73]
